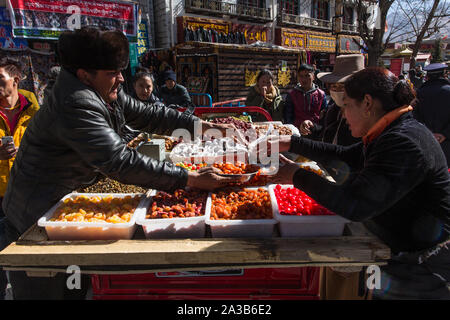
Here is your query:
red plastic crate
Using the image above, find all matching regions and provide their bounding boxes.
[91,267,320,299]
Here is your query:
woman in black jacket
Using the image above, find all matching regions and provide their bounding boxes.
[271,67,450,299]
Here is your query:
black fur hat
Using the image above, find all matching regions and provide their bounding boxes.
[58,27,129,72]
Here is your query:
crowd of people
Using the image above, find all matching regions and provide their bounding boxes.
[0,26,448,300]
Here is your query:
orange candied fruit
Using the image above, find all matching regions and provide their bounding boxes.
[50,195,142,223]
[210,188,272,220]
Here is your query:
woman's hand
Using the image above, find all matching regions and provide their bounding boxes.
[299,120,314,136]
[267,154,299,185]
[186,166,245,190]
[0,141,17,160]
[261,86,267,98]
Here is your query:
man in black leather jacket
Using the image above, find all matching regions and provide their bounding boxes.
[1,27,242,299]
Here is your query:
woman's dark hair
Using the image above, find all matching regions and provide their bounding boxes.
[133,67,154,84]
[0,57,22,79]
[298,64,314,73]
[256,69,273,82]
[344,67,416,112]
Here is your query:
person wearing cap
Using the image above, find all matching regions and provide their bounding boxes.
[284,64,327,129]
[414,62,450,167]
[299,54,363,147]
[1,27,244,300]
[0,57,40,300]
[158,69,192,108]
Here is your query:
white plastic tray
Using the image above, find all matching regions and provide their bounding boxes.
[268,184,349,237]
[253,123,300,137]
[37,193,147,240]
[136,190,207,239]
[282,124,300,136]
[205,187,277,238]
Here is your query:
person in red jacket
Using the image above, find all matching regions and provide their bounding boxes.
[284,64,327,128]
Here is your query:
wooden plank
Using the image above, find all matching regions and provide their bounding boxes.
[219,69,250,74]
[218,75,244,80]
[219,56,277,62]
[0,236,390,267]
[219,81,247,86]
[26,271,57,277]
[344,222,374,237]
[4,260,388,276]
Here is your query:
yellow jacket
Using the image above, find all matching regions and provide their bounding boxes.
[0,89,40,196]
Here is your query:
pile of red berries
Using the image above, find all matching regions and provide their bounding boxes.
[273,184,334,216]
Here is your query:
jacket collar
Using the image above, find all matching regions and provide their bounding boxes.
[363,106,413,146]
[422,77,450,88]
[293,83,318,94]
[55,68,109,106]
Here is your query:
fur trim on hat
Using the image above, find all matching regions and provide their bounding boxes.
[58,27,129,72]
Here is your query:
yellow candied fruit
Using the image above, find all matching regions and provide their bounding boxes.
[51,195,141,224]
[106,215,123,224]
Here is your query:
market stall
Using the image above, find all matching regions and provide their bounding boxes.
[0,110,391,300]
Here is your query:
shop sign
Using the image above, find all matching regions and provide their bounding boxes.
[307,34,335,52]
[32,41,51,51]
[0,7,27,49]
[232,24,270,44]
[137,19,149,57]
[6,0,137,41]
[339,36,360,53]
[129,42,138,75]
[183,17,229,35]
[279,29,306,49]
